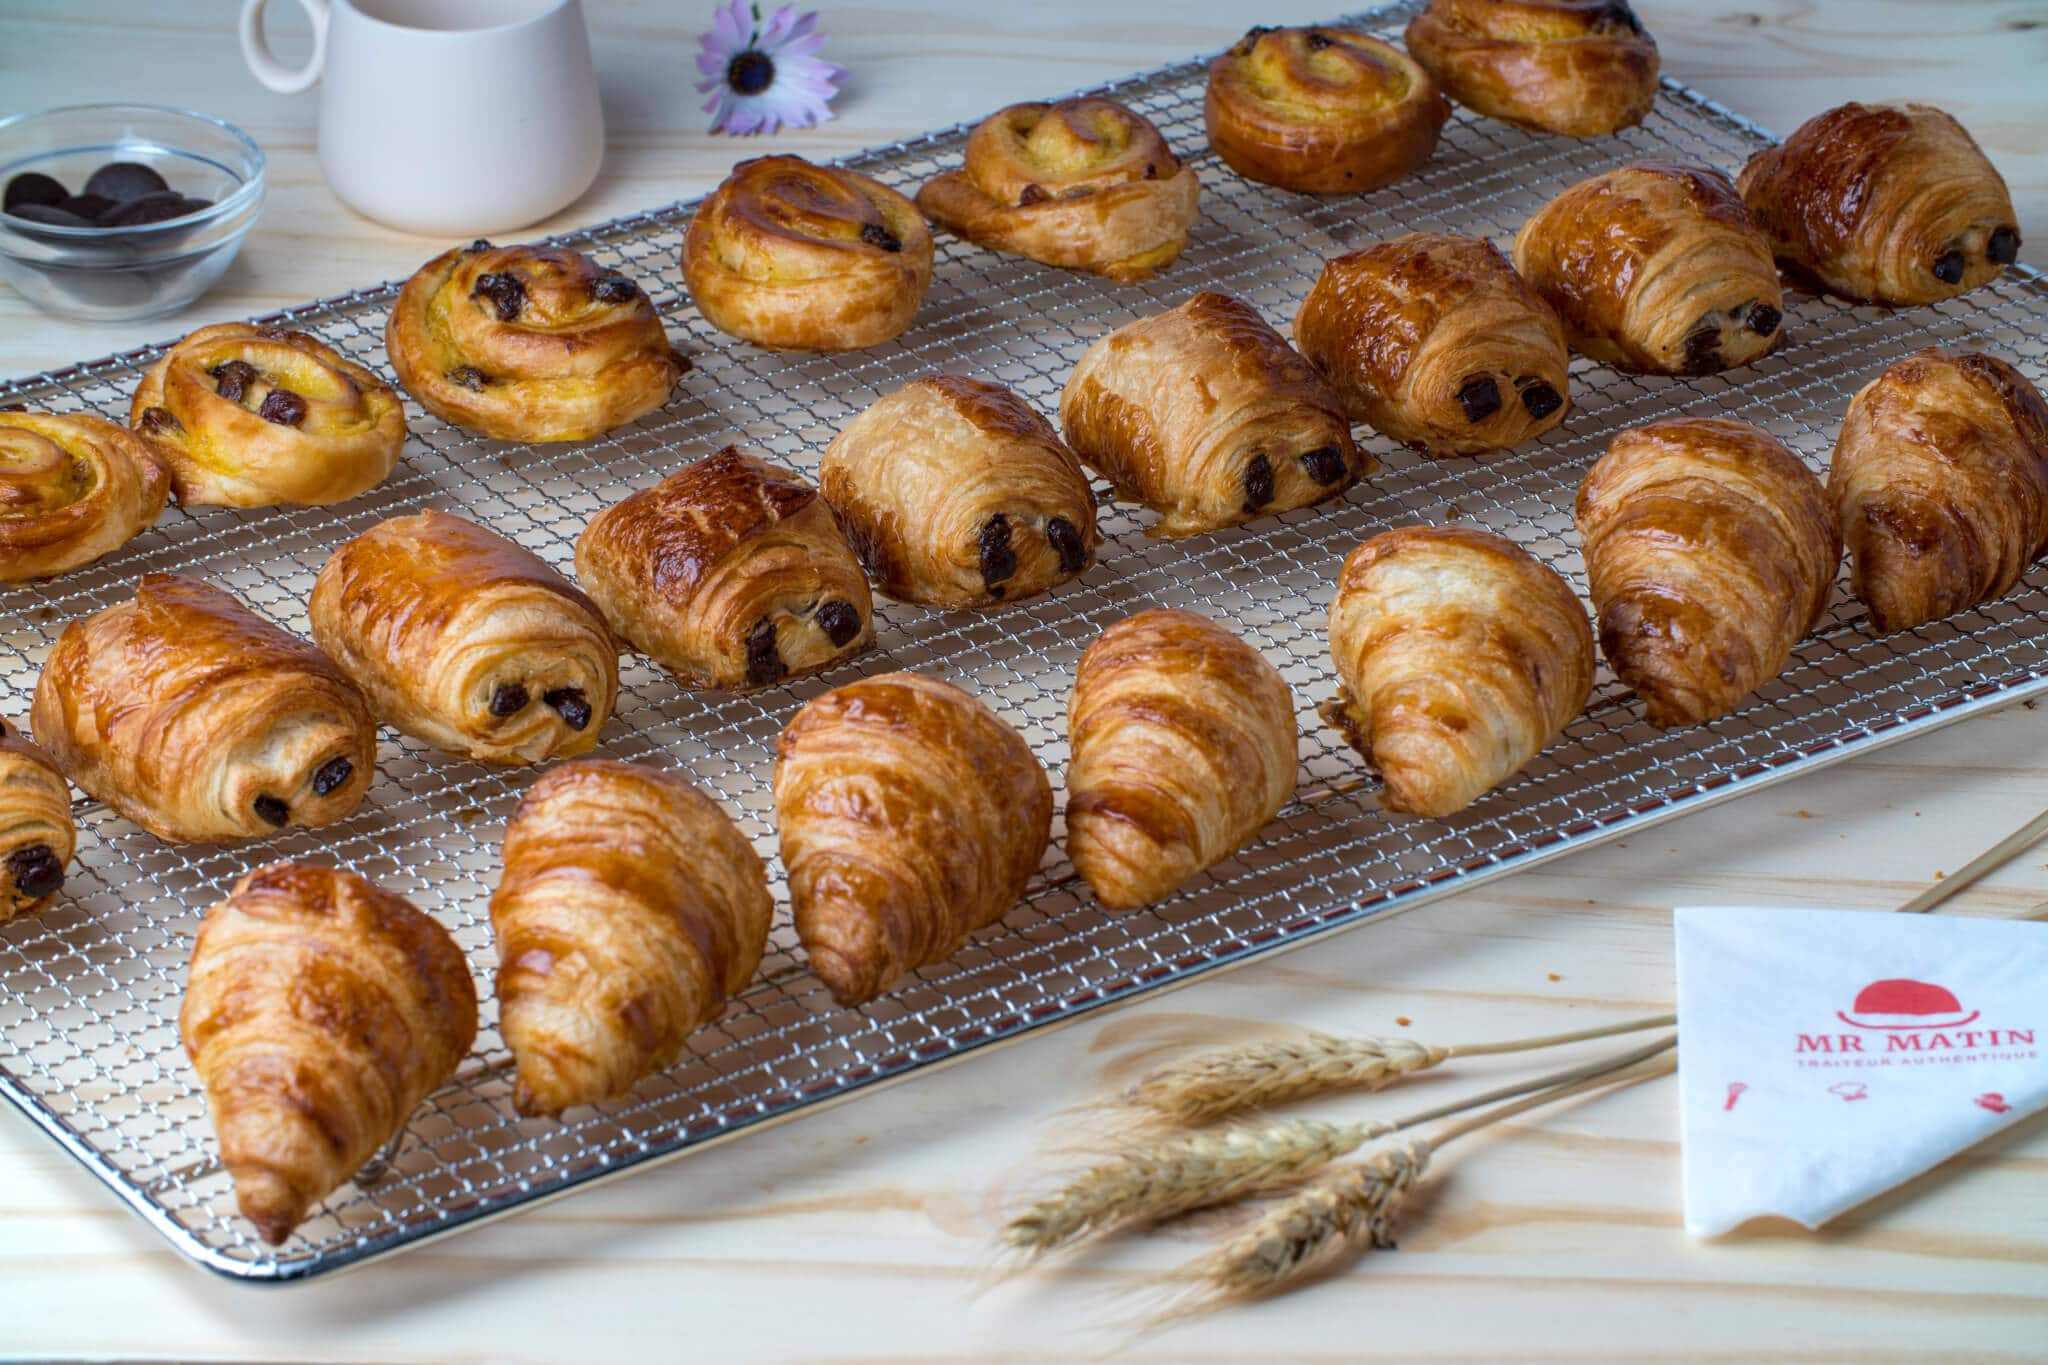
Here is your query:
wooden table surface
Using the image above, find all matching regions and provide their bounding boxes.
[3,1,2047,1360]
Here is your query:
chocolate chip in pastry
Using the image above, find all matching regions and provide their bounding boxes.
[1404,0,1659,137]
[0,409,167,581]
[0,716,75,923]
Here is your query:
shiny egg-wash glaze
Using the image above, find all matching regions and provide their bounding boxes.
[0,409,167,581]
[1404,0,1660,138]
[0,716,74,922]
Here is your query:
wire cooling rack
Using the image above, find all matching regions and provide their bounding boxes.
[3,1,2046,1283]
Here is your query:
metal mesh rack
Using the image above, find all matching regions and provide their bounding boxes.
[3,0,2045,1282]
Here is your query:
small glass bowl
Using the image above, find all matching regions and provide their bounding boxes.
[0,104,266,323]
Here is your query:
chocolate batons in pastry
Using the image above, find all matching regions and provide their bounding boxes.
[1067,610,1297,910]
[820,377,1099,607]
[180,863,477,1244]
[1204,25,1448,194]
[916,98,1201,284]
[0,717,74,922]
[1512,161,1785,376]
[1737,103,2021,307]
[682,155,933,351]
[1323,526,1592,818]
[387,240,683,442]
[491,760,771,1116]
[1577,417,1840,727]
[1830,348,2048,633]
[32,574,375,843]
[131,323,404,507]
[1060,292,1366,537]
[1404,0,1659,138]
[774,672,1052,1007]
[575,447,872,690]
[310,510,618,764]
[1295,233,1570,456]
[0,409,167,581]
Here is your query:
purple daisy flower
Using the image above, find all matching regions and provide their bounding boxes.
[695,1,843,136]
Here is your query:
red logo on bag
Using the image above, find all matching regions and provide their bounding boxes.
[1795,979,2033,1061]
[1836,979,1980,1030]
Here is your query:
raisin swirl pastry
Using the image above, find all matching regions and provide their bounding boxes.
[491,760,771,1116]
[575,447,873,690]
[31,575,375,843]
[1404,0,1660,137]
[181,862,477,1244]
[130,323,404,507]
[821,377,1099,608]
[1060,292,1366,537]
[1205,25,1449,194]
[1067,610,1297,910]
[1830,349,2048,633]
[774,672,1052,1007]
[1577,418,1840,727]
[1737,103,2022,307]
[915,98,1201,284]
[1512,161,1785,376]
[387,240,683,442]
[681,155,934,352]
[310,510,618,764]
[1324,526,1592,818]
[1295,233,1570,456]
[0,716,74,923]
[0,409,167,582]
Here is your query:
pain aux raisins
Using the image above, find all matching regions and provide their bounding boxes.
[1456,375,1502,422]
[311,756,354,797]
[543,687,592,730]
[1046,515,1088,573]
[6,844,63,900]
[472,270,528,320]
[814,599,864,647]
[1299,445,1348,486]
[859,222,903,252]
[489,682,530,717]
[257,389,307,427]
[745,619,787,687]
[252,795,290,827]
[978,513,1018,590]
[209,359,258,402]
[1241,453,1275,514]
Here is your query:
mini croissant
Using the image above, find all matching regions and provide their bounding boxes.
[0,716,74,922]
[1324,526,1593,817]
[1577,417,1840,726]
[0,410,167,582]
[1404,0,1660,138]
[491,760,772,1116]
[180,862,477,1244]
[775,672,1051,1007]
[1067,610,1297,909]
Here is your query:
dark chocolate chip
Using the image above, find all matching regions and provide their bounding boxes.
[816,599,863,646]
[1682,326,1723,371]
[859,222,902,252]
[1932,250,1966,285]
[448,365,489,391]
[1241,453,1274,513]
[1018,183,1047,206]
[252,795,290,827]
[4,173,68,214]
[472,270,527,321]
[489,682,530,717]
[589,273,640,304]
[84,161,170,203]
[745,618,786,687]
[1520,382,1563,419]
[466,238,493,253]
[6,203,89,227]
[1745,302,1782,336]
[1307,30,1334,48]
[137,405,181,434]
[1047,515,1088,573]
[257,388,307,427]
[210,358,258,403]
[1299,445,1348,486]
[1144,163,1158,179]
[1989,226,2021,265]
[979,512,1018,587]
[544,687,592,730]
[6,844,63,901]
[101,192,206,227]
[1599,1,1643,32]
[1456,375,1502,422]
[311,756,354,797]
[59,194,116,222]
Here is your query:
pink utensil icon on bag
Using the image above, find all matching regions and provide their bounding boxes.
[1976,1093,2012,1114]
[1829,1082,1869,1102]
[1723,1082,1747,1111]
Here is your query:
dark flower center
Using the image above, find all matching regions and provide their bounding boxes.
[728,50,776,96]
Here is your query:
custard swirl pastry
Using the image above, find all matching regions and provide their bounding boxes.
[130,323,404,507]
[1295,233,1570,456]
[682,155,934,351]
[1737,102,2022,306]
[1205,25,1449,194]
[1405,0,1660,137]
[0,409,167,581]
[1067,610,1297,910]
[916,98,1202,284]
[821,377,1099,607]
[1830,348,2048,633]
[0,716,74,923]
[575,447,873,690]
[1060,292,1366,536]
[31,574,375,843]
[774,672,1052,1007]
[310,510,618,764]
[387,240,684,441]
[1577,417,1840,727]
[1512,161,1785,375]
[1323,526,1592,817]
[181,862,477,1244]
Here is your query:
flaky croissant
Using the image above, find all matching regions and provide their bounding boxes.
[821,377,1099,607]
[1295,233,1570,456]
[1830,348,2048,633]
[1323,526,1592,817]
[576,447,873,690]
[131,323,405,507]
[180,862,477,1244]
[1738,103,2021,307]
[775,672,1051,1007]
[1067,610,1297,909]
[0,716,73,922]
[1404,0,1659,137]
[387,240,684,442]
[1060,292,1366,537]
[1205,25,1448,194]
[0,409,167,582]
[1577,417,1840,727]
[310,510,618,764]
[682,155,934,351]
[491,760,771,1116]
[916,98,1201,284]
[31,574,375,843]
[1512,161,1784,375]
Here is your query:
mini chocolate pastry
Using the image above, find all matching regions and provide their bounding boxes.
[0,716,76,923]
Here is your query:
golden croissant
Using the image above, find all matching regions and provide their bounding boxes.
[0,716,73,923]
[0,409,167,582]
